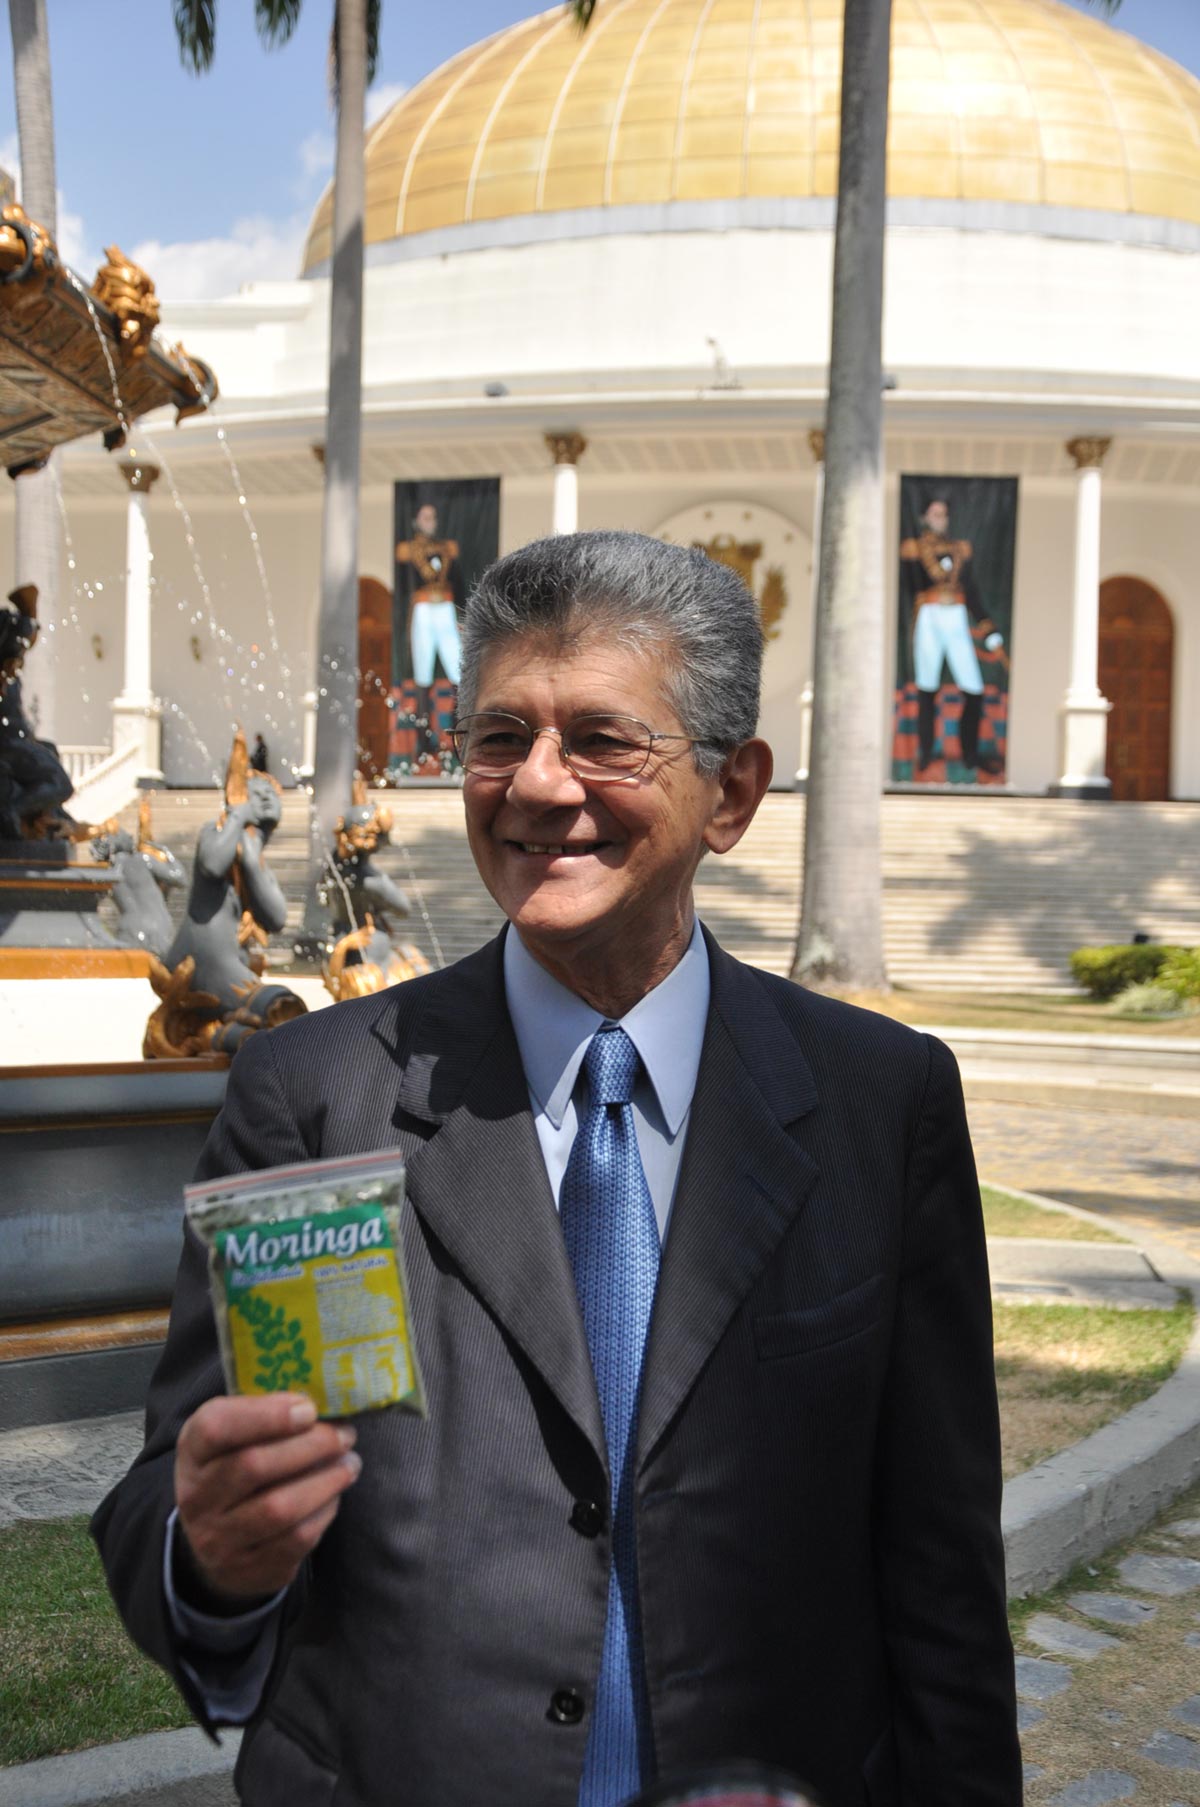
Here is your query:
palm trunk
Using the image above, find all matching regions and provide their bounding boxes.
[9,0,60,742]
[302,0,367,947]
[791,0,892,993]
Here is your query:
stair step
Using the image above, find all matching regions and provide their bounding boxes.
[120,790,1198,991]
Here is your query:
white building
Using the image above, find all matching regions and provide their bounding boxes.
[7,0,1200,805]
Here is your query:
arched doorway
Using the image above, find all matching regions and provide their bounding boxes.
[357,577,393,782]
[1098,578,1173,802]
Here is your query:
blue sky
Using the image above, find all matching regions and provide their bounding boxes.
[1,0,1197,300]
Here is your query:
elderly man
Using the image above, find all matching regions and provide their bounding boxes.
[94,531,1020,1807]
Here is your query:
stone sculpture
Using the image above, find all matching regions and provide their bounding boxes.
[0,585,77,843]
[322,774,431,1001]
[91,797,186,960]
[144,728,307,1057]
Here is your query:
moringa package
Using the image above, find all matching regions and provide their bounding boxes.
[186,1149,425,1419]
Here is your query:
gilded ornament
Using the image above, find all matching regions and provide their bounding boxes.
[693,532,789,642]
[1066,437,1112,471]
[92,246,160,359]
[0,203,57,298]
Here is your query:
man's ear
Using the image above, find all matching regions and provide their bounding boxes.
[703,738,774,856]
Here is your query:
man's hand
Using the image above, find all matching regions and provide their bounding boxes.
[174,1395,361,1607]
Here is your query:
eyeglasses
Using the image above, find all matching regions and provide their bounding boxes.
[452,712,714,782]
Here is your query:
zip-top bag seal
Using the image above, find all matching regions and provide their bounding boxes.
[186,1147,426,1419]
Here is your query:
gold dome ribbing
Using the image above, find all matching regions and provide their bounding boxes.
[301,0,1200,270]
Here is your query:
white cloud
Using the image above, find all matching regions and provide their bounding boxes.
[88,92,410,304]
[366,81,408,127]
[297,128,334,190]
[0,139,101,280]
[130,213,311,301]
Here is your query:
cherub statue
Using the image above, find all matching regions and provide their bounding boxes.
[322,773,430,1001]
[92,245,160,358]
[144,727,306,1057]
[91,796,186,960]
[0,585,77,843]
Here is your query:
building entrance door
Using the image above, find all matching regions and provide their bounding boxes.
[357,577,393,782]
[1098,577,1173,801]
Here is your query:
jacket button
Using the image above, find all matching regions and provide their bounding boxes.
[570,1499,604,1537]
[549,1688,585,1725]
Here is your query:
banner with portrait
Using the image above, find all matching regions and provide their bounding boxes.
[892,476,1017,786]
[387,477,500,778]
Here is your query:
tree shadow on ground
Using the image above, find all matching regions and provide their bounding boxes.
[920,804,1200,985]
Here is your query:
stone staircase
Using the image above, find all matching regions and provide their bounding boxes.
[123,790,1200,993]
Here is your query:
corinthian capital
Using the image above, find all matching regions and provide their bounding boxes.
[1066,436,1112,471]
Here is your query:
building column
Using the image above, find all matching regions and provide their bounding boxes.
[297,690,319,781]
[795,429,825,789]
[545,432,587,535]
[1053,436,1112,799]
[111,455,164,785]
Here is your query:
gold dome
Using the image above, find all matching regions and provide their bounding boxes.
[302,0,1200,271]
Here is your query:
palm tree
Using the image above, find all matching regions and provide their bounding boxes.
[173,0,377,952]
[8,0,61,741]
[790,0,892,994]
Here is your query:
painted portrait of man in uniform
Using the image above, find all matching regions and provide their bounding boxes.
[389,478,500,778]
[892,476,1018,786]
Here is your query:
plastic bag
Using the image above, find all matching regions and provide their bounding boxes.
[186,1148,426,1419]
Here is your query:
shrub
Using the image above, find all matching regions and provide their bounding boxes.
[1108,981,1185,1019]
[1158,947,1200,1002]
[1069,944,1171,999]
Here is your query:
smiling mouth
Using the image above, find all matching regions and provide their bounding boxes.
[512,841,609,857]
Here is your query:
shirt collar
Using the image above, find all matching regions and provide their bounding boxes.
[503,919,711,1135]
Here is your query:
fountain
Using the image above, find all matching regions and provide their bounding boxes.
[0,207,223,1426]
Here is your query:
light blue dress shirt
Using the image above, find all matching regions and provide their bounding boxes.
[504,915,710,1241]
[165,920,712,1720]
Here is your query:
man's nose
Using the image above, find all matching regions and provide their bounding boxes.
[508,729,585,802]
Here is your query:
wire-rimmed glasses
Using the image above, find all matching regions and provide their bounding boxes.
[452,712,712,783]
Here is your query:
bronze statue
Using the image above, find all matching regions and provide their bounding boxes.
[0,584,77,843]
[91,797,186,960]
[322,775,430,1001]
[92,245,160,359]
[145,728,306,1057]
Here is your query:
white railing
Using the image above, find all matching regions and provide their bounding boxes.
[59,744,112,783]
[69,738,141,822]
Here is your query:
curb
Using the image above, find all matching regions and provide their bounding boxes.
[964,1073,1200,1120]
[995,1184,1200,1598]
[6,1726,240,1806]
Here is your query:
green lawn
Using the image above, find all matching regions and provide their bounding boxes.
[0,1517,190,1766]
[994,1298,1194,1479]
[982,1185,1127,1243]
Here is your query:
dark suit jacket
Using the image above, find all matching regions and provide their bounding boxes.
[93,929,1021,1807]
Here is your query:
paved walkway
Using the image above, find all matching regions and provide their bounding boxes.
[969,1098,1200,1262]
[1014,1492,1200,1806]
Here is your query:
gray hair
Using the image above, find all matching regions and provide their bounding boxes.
[458,530,763,775]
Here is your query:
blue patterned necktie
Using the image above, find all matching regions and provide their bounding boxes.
[560,1024,661,1807]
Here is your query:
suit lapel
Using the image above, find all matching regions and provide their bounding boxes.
[391,937,606,1470]
[637,936,820,1469]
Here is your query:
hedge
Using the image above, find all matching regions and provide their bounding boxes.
[1069,944,1172,999]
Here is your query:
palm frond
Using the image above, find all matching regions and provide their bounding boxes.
[255,0,303,49]
[172,0,217,74]
[367,0,381,84]
[570,0,599,24]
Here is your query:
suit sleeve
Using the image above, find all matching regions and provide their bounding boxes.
[90,1028,313,1733]
[873,1035,1022,1806]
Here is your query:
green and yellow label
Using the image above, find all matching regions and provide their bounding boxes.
[216,1202,417,1416]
